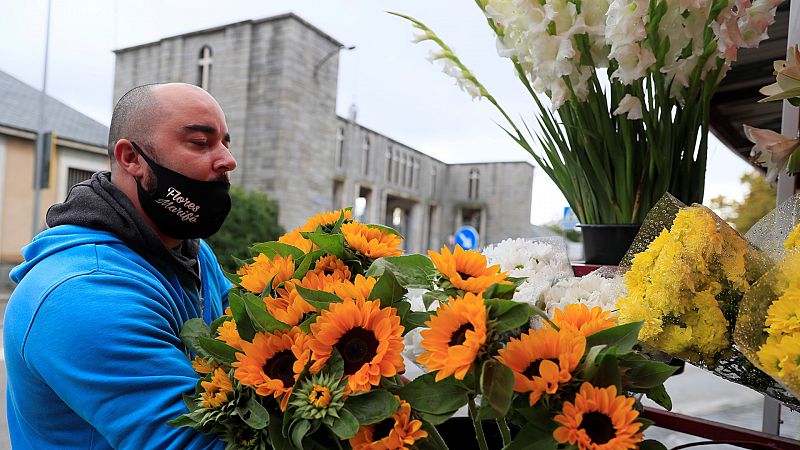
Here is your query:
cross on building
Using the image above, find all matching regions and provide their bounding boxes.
[197,46,213,91]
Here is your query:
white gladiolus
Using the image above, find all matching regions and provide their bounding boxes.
[428,50,484,100]
[613,94,644,120]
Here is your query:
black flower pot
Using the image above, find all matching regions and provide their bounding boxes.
[436,417,516,450]
[580,224,641,266]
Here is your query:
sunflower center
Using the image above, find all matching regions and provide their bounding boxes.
[449,322,475,347]
[236,426,259,446]
[308,384,332,408]
[522,358,559,379]
[579,411,616,445]
[456,270,475,280]
[372,417,396,441]
[263,350,297,388]
[322,267,336,276]
[335,327,379,375]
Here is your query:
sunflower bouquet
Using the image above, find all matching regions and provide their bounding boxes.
[170,208,674,449]
[614,194,800,408]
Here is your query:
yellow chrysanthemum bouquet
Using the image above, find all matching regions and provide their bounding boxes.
[734,195,800,406]
[168,208,675,450]
[615,194,800,408]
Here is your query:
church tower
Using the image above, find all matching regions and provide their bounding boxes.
[113,14,343,230]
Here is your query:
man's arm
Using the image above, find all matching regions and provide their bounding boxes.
[22,272,225,450]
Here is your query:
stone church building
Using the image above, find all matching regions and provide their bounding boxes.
[113,13,541,253]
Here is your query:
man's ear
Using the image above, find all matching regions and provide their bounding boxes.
[114,139,145,178]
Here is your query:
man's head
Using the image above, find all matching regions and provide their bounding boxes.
[108,83,237,245]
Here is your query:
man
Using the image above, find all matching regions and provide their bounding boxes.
[5,83,237,449]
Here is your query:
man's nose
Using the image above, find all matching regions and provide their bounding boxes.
[214,145,237,173]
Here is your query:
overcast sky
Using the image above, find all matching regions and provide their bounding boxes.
[0,0,754,225]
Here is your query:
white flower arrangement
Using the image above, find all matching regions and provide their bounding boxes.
[482,237,573,311]
[540,272,627,318]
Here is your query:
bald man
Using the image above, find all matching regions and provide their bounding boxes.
[5,83,237,449]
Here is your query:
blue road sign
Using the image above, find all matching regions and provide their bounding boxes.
[455,226,480,250]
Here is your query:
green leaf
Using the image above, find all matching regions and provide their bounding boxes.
[297,313,318,334]
[293,249,327,280]
[483,277,524,300]
[586,321,643,354]
[223,270,242,285]
[479,360,515,419]
[268,411,295,450]
[404,311,432,333]
[639,439,669,450]
[417,409,459,426]
[644,384,673,411]
[590,348,622,390]
[344,389,400,425]
[290,419,312,450]
[369,269,407,308]
[209,315,233,336]
[323,349,345,380]
[503,423,558,450]
[486,299,531,333]
[198,336,239,365]
[167,414,197,428]
[240,291,291,333]
[366,255,436,289]
[229,291,256,341]
[250,241,305,261]
[294,285,343,310]
[619,354,678,389]
[302,230,345,259]
[236,396,269,430]
[399,372,469,414]
[179,318,212,358]
[423,291,449,310]
[329,408,360,439]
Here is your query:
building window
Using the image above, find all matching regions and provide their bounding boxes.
[335,127,345,168]
[66,168,94,192]
[400,154,407,187]
[361,136,370,175]
[386,147,393,182]
[413,160,420,189]
[430,166,437,196]
[392,148,400,183]
[197,45,213,91]
[406,157,415,187]
[468,168,480,200]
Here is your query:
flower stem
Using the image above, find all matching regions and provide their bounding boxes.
[468,396,489,450]
[497,418,512,446]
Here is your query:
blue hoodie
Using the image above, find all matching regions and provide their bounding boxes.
[5,175,231,450]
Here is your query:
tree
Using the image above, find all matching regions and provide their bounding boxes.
[207,186,284,272]
[709,171,776,234]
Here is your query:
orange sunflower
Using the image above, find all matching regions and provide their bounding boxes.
[349,398,428,450]
[552,304,617,337]
[217,320,244,351]
[342,222,403,259]
[201,367,234,409]
[417,292,487,381]
[333,275,378,303]
[311,255,352,281]
[264,284,318,327]
[278,229,314,253]
[237,254,295,294]
[304,208,352,231]
[192,356,218,375]
[496,326,585,405]
[309,298,405,393]
[428,245,510,294]
[233,329,312,410]
[553,382,644,450]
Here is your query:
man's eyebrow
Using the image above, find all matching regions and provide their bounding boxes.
[183,124,231,143]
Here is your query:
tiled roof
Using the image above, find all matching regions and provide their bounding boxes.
[0,70,108,148]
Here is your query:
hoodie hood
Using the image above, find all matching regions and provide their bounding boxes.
[11,171,199,287]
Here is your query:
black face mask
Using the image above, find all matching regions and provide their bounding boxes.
[131,141,231,240]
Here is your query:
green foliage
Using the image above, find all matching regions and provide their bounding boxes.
[709,171,776,234]
[543,222,582,242]
[207,186,284,272]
